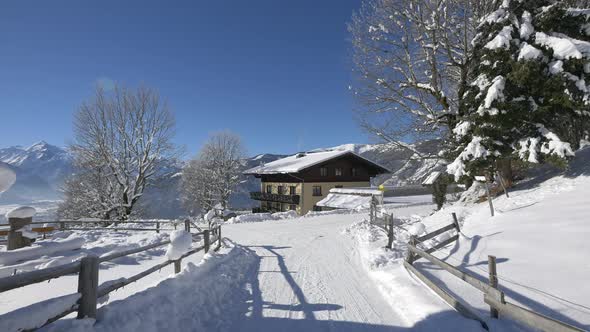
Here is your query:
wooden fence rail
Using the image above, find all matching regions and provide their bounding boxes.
[403,215,585,332]
[0,225,223,331]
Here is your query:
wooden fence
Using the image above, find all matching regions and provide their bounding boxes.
[402,215,585,332]
[0,225,222,331]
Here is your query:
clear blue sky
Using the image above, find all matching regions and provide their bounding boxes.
[0,0,374,157]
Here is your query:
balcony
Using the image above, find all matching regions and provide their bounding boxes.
[250,191,300,204]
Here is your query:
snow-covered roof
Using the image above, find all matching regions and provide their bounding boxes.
[422,171,442,186]
[316,193,373,210]
[243,150,390,175]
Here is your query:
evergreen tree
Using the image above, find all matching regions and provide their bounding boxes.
[447,0,590,182]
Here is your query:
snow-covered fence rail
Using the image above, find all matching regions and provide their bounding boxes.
[0,225,223,331]
[403,237,585,332]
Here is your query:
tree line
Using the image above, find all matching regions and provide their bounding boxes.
[58,85,245,221]
[350,0,590,193]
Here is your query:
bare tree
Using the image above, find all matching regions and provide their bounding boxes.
[59,85,178,220]
[181,131,245,215]
[349,0,496,154]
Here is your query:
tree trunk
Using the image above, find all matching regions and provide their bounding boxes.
[496,158,513,188]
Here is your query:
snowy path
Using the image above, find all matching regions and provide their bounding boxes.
[224,212,481,331]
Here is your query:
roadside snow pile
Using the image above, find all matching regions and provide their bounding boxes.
[5,206,36,219]
[0,236,85,266]
[165,230,192,260]
[343,218,483,331]
[1,293,80,332]
[412,146,590,330]
[226,210,298,224]
[41,243,258,332]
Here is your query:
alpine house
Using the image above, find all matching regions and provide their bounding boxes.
[243,150,390,215]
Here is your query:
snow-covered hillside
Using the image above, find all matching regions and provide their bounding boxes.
[0,141,71,204]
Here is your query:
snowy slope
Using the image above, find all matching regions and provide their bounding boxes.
[409,146,590,330]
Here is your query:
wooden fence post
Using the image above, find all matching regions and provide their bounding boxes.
[216,226,222,250]
[406,236,417,264]
[156,222,160,234]
[77,256,99,319]
[452,213,460,232]
[204,230,210,253]
[387,215,394,249]
[174,259,181,274]
[184,219,190,232]
[488,255,499,318]
[485,180,495,217]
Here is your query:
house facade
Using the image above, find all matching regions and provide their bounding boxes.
[244,150,390,215]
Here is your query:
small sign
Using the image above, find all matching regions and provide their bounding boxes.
[474,176,487,182]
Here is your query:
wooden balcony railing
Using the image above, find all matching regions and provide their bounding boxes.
[250,192,300,204]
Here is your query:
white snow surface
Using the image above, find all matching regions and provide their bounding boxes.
[5,206,36,219]
[518,43,543,61]
[226,210,298,224]
[484,26,513,50]
[535,32,584,59]
[415,146,590,330]
[165,230,192,260]
[0,236,85,266]
[41,243,258,332]
[1,293,81,332]
[316,192,373,210]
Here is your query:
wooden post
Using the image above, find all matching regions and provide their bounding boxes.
[217,226,222,250]
[485,180,495,217]
[406,236,417,264]
[156,222,160,234]
[488,255,499,318]
[204,230,210,253]
[496,171,510,198]
[174,223,177,230]
[77,256,99,319]
[184,219,190,232]
[386,215,394,249]
[452,213,460,232]
[60,222,65,231]
[174,259,181,274]
[7,217,33,250]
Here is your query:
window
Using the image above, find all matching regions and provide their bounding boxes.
[351,168,357,176]
[289,186,296,195]
[277,185,284,195]
[335,168,342,176]
[312,185,322,196]
[320,167,328,177]
[266,185,272,194]
[289,204,297,211]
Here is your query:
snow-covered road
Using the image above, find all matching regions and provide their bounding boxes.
[224,211,482,331]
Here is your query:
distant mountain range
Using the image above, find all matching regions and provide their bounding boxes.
[0,141,72,204]
[0,140,444,216]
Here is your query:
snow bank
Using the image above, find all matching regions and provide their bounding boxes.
[165,230,192,261]
[226,210,298,224]
[0,237,85,266]
[6,206,36,219]
[0,293,80,332]
[42,244,258,332]
[343,218,482,330]
[0,163,16,194]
